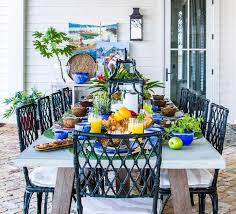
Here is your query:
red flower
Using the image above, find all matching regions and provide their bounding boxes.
[97,74,106,80]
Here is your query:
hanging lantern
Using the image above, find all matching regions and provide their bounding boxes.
[108,51,144,113]
[130,8,143,41]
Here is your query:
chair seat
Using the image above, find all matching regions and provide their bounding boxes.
[81,197,160,214]
[29,167,58,188]
[160,169,213,189]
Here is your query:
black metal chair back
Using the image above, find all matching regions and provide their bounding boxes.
[62,87,72,111]
[51,90,64,122]
[188,91,197,116]
[16,103,39,186]
[179,88,189,113]
[206,103,229,155]
[73,132,162,214]
[38,96,53,134]
[195,96,210,135]
[206,103,229,188]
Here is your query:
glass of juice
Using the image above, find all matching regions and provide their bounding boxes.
[90,116,102,133]
[131,119,144,134]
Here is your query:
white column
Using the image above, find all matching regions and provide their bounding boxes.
[8,0,25,94]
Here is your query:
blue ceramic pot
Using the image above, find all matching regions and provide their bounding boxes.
[72,72,89,84]
[75,122,91,132]
[100,113,111,120]
[54,131,68,140]
[152,105,158,113]
[172,131,194,146]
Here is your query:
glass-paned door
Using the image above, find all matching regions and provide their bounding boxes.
[165,0,211,103]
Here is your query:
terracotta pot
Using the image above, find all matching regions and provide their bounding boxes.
[161,106,177,117]
[63,117,82,128]
[153,94,165,100]
[80,101,93,108]
[153,100,166,107]
[71,105,87,117]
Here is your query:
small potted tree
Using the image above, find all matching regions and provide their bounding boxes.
[165,114,202,146]
[32,27,75,83]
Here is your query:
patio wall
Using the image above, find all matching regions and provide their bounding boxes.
[24,0,165,95]
[220,0,236,123]
[0,0,8,120]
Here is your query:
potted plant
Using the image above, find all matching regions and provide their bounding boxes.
[32,27,75,82]
[165,114,202,146]
[3,88,43,128]
[93,92,111,120]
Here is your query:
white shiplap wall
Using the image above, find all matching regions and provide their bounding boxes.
[219,0,236,123]
[0,0,8,120]
[25,0,165,94]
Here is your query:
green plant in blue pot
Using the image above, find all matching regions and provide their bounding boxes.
[93,92,111,120]
[165,114,203,146]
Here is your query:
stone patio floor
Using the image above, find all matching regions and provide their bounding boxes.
[0,124,236,214]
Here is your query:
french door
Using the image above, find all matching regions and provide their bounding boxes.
[165,0,215,103]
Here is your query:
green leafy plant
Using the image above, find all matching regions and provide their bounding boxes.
[3,88,43,118]
[93,92,111,114]
[143,79,164,100]
[165,114,203,134]
[89,65,164,100]
[32,27,75,82]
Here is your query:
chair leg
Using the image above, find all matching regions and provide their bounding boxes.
[23,192,33,214]
[210,192,218,214]
[37,192,43,214]
[190,192,195,206]
[44,192,49,214]
[198,193,206,214]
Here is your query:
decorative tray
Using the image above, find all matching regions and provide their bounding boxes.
[34,139,73,151]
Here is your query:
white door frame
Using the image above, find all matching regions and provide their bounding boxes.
[164,0,219,101]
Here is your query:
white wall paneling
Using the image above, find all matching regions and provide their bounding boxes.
[25,0,164,95]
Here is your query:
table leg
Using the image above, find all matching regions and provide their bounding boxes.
[51,167,75,214]
[168,169,193,214]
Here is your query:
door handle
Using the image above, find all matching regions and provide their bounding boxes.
[165,68,172,81]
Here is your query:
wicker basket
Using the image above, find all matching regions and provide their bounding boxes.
[67,54,97,79]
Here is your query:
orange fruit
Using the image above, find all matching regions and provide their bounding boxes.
[114,111,124,121]
[119,107,131,119]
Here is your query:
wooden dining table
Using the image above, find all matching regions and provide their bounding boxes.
[15,135,225,214]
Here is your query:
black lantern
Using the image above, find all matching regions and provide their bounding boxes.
[130,8,143,41]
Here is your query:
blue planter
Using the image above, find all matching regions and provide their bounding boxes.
[100,113,111,120]
[152,105,158,113]
[54,131,68,140]
[172,131,194,146]
[72,72,89,84]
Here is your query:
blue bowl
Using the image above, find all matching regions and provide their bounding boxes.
[75,122,91,132]
[100,113,111,120]
[152,105,158,113]
[172,131,194,146]
[54,131,68,140]
[72,72,89,84]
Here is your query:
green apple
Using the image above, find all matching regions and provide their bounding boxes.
[168,137,183,150]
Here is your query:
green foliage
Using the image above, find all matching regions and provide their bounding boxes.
[32,27,75,82]
[89,65,164,98]
[93,92,111,114]
[3,88,43,118]
[144,79,164,100]
[165,114,203,134]
[137,113,145,122]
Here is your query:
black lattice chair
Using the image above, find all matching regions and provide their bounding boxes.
[188,91,197,116]
[51,90,64,122]
[195,96,210,136]
[160,103,229,214]
[179,87,189,113]
[73,132,162,214]
[16,103,56,214]
[38,96,53,134]
[62,87,72,112]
